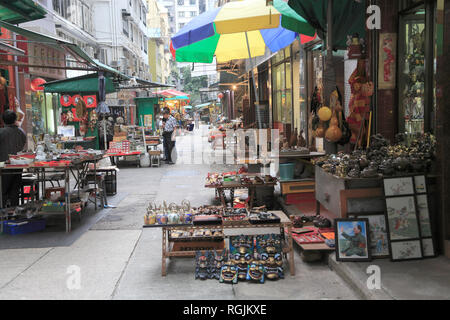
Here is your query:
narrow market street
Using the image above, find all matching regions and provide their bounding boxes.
[0,126,358,300]
[1,0,450,307]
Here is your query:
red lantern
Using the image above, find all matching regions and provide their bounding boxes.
[218,92,224,99]
[72,94,82,106]
[60,94,73,107]
[83,95,97,108]
[31,78,46,91]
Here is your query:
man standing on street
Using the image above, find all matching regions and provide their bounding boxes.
[162,109,177,164]
[194,111,200,129]
[0,110,27,207]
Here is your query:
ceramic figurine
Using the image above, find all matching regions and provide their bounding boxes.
[297,130,306,148]
[290,128,298,147]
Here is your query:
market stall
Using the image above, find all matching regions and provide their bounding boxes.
[143,201,294,279]
[311,133,438,261]
[0,149,104,233]
[43,72,121,150]
[205,171,277,209]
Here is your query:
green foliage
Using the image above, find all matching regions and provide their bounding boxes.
[180,66,208,105]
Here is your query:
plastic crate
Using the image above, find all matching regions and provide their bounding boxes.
[2,219,46,235]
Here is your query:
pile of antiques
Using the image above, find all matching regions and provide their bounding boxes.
[193,234,285,283]
[312,133,436,178]
[144,200,283,226]
[205,169,277,188]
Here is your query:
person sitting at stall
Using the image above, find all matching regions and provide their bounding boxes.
[162,109,178,165]
[0,110,26,207]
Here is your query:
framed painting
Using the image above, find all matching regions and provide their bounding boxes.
[385,196,420,240]
[391,240,423,261]
[421,238,436,257]
[416,194,432,237]
[349,213,390,258]
[414,175,427,194]
[335,218,371,262]
[383,177,414,197]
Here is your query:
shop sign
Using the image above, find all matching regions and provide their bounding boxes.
[378,33,397,90]
[28,43,66,80]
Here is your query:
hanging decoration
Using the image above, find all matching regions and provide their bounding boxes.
[60,94,73,107]
[83,95,97,108]
[72,94,83,106]
[31,78,46,91]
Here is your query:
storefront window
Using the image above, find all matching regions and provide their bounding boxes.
[298,48,307,140]
[271,48,292,126]
[31,92,56,135]
[399,12,425,135]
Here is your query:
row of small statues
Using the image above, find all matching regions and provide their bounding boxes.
[280,128,307,150]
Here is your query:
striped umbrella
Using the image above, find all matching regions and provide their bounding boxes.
[170,0,315,63]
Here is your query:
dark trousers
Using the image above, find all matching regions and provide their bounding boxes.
[163,131,175,162]
[1,170,22,207]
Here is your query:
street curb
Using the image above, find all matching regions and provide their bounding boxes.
[327,254,394,300]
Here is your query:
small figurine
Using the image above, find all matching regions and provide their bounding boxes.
[297,129,306,148]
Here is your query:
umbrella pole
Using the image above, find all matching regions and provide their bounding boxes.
[103,117,107,150]
[245,32,262,130]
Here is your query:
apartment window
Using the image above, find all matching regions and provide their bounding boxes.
[178,11,185,17]
[52,0,93,35]
[123,17,129,36]
[190,11,196,17]
[144,38,148,54]
[177,0,184,5]
[190,0,196,5]
[179,23,185,29]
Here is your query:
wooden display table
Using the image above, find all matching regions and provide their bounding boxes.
[205,180,276,209]
[0,154,103,233]
[106,151,142,167]
[151,211,295,277]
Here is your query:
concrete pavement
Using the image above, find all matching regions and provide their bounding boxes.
[0,125,359,300]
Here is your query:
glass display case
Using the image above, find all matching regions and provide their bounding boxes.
[398,12,426,135]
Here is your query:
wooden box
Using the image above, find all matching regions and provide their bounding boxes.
[281,180,315,195]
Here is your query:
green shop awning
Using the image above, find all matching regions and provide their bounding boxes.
[43,73,116,94]
[287,0,366,50]
[0,0,46,24]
